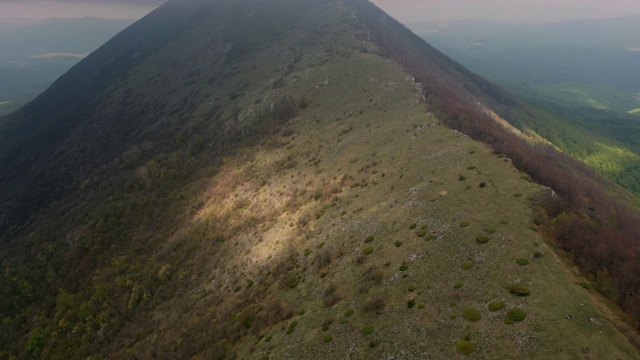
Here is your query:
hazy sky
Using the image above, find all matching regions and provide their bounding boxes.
[0,0,165,19]
[372,0,640,23]
[1,0,640,22]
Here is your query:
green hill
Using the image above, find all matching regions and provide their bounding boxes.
[0,0,638,358]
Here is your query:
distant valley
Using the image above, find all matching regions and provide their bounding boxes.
[413,17,640,196]
[0,17,134,116]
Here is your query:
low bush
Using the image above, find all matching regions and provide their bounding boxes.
[286,321,298,335]
[361,324,375,336]
[487,301,505,312]
[456,340,476,355]
[454,282,464,289]
[506,308,527,322]
[508,284,530,296]
[365,236,374,243]
[462,308,481,322]
[516,258,529,266]
[460,261,474,270]
[475,235,489,244]
[323,333,333,343]
[459,221,470,228]
[363,246,374,255]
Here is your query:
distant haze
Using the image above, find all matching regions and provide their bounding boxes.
[371,0,640,23]
[0,0,165,19]
[1,0,640,23]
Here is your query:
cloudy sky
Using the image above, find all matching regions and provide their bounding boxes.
[0,0,639,22]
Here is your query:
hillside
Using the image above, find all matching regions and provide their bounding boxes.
[0,0,639,358]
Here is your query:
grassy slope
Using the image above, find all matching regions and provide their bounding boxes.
[0,0,637,358]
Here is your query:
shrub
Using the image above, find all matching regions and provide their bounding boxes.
[516,258,529,266]
[408,284,417,292]
[508,284,530,296]
[286,321,298,335]
[323,333,333,343]
[459,221,470,228]
[361,324,375,336]
[483,226,497,234]
[506,308,527,322]
[454,282,464,289]
[394,240,402,247]
[363,246,374,255]
[321,318,333,331]
[363,296,386,315]
[462,308,481,322]
[344,309,354,317]
[479,182,486,188]
[487,301,505,312]
[417,303,426,309]
[460,261,474,270]
[365,236,374,243]
[407,298,416,308]
[409,223,417,230]
[513,192,523,197]
[456,340,476,355]
[459,175,466,181]
[416,229,428,237]
[369,339,380,348]
[399,262,408,271]
[475,235,489,244]
[467,165,476,170]
[323,285,344,307]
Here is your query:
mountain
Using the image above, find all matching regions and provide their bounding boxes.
[0,17,135,116]
[0,0,639,358]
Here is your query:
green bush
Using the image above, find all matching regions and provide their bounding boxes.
[475,235,489,244]
[409,223,417,230]
[487,301,505,312]
[418,303,426,309]
[506,308,527,322]
[516,258,529,266]
[361,324,374,336]
[365,236,374,243]
[363,246,374,255]
[460,261,474,270]
[408,284,417,292]
[344,308,354,317]
[508,284,530,296]
[286,320,298,335]
[459,175,466,181]
[479,182,486,188]
[483,226,497,234]
[323,334,333,343]
[407,298,416,308]
[462,308,481,322]
[513,192,523,197]
[416,229,428,237]
[394,240,402,247]
[454,282,464,289]
[456,340,476,355]
[399,262,408,271]
[467,165,476,170]
[459,221,470,228]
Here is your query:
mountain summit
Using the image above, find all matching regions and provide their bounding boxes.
[1,0,639,358]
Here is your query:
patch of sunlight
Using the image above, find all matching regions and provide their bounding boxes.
[583,142,640,176]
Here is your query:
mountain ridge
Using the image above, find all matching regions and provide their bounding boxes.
[0,0,639,358]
